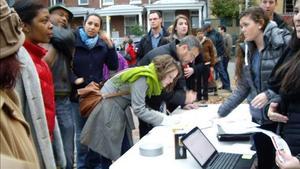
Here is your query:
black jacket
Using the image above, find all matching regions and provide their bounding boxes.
[136,27,169,61]
[268,47,300,156]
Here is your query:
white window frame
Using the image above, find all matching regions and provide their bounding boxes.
[101,17,107,31]
[52,0,64,5]
[190,11,199,28]
[124,16,138,36]
[129,0,142,5]
[162,11,175,29]
[78,0,89,5]
[103,0,114,6]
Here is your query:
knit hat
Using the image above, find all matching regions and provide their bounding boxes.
[0,0,25,59]
[49,4,73,21]
[202,23,211,31]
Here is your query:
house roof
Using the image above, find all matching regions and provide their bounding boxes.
[95,5,144,16]
[67,1,206,18]
[145,0,205,10]
[67,7,95,17]
[67,5,143,17]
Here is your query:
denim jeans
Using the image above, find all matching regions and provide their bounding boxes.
[72,102,102,169]
[222,56,230,85]
[214,58,231,90]
[55,96,75,169]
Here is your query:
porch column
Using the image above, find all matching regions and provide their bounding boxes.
[106,16,111,37]
[147,10,150,31]
[139,13,142,27]
[199,7,203,28]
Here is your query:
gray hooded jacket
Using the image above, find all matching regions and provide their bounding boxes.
[217,21,291,125]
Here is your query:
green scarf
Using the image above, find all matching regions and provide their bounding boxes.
[119,63,162,97]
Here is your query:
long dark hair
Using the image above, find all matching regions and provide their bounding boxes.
[274,0,300,94]
[235,33,245,82]
[239,7,269,32]
[13,0,45,24]
[84,13,102,29]
[275,49,300,94]
[0,54,21,89]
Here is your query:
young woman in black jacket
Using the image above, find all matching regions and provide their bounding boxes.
[267,0,300,168]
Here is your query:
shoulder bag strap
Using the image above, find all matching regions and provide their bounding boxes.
[103,90,130,99]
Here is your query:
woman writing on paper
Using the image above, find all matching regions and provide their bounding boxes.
[81,54,182,169]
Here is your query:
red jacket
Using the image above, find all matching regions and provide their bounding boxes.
[23,40,56,141]
[126,44,137,66]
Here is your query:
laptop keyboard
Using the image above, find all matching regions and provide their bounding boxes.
[208,152,240,169]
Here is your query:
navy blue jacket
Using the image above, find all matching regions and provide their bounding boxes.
[206,29,225,57]
[71,27,118,100]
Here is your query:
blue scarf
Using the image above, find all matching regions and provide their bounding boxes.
[79,28,99,49]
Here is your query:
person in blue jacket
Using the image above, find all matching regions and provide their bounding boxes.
[217,7,291,169]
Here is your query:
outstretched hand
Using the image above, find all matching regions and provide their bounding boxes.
[251,92,268,109]
[267,102,288,123]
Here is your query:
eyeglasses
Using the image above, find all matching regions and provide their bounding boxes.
[149,18,159,21]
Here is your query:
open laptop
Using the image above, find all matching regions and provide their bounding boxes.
[181,127,255,169]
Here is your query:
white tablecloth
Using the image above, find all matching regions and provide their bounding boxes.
[110,104,256,169]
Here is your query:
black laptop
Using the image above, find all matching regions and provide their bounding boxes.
[181,127,255,169]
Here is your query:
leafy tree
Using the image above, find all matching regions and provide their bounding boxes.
[129,24,144,37]
[211,0,241,18]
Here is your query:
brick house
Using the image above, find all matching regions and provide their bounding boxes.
[49,0,208,39]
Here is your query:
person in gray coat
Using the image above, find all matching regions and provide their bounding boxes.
[217,7,291,169]
[81,55,182,169]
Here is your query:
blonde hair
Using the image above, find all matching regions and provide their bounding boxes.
[152,54,182,92]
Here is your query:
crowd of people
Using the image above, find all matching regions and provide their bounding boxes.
[0,0,299,169]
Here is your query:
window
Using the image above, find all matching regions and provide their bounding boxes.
[101,17,106,31]
[103,0,114,6]
[124,16,138,36]
[191,11,199,28]
[162,11,175,29]
[56,0,64,4]
[51,0,64,5]
[284,0,294,13]
[130,0,142,5]
[78,0,88,5]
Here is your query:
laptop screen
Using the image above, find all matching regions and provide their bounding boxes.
[181,127,217,166]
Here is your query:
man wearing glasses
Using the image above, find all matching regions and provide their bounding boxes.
[136,11,169,61]
[138,35,200,137]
